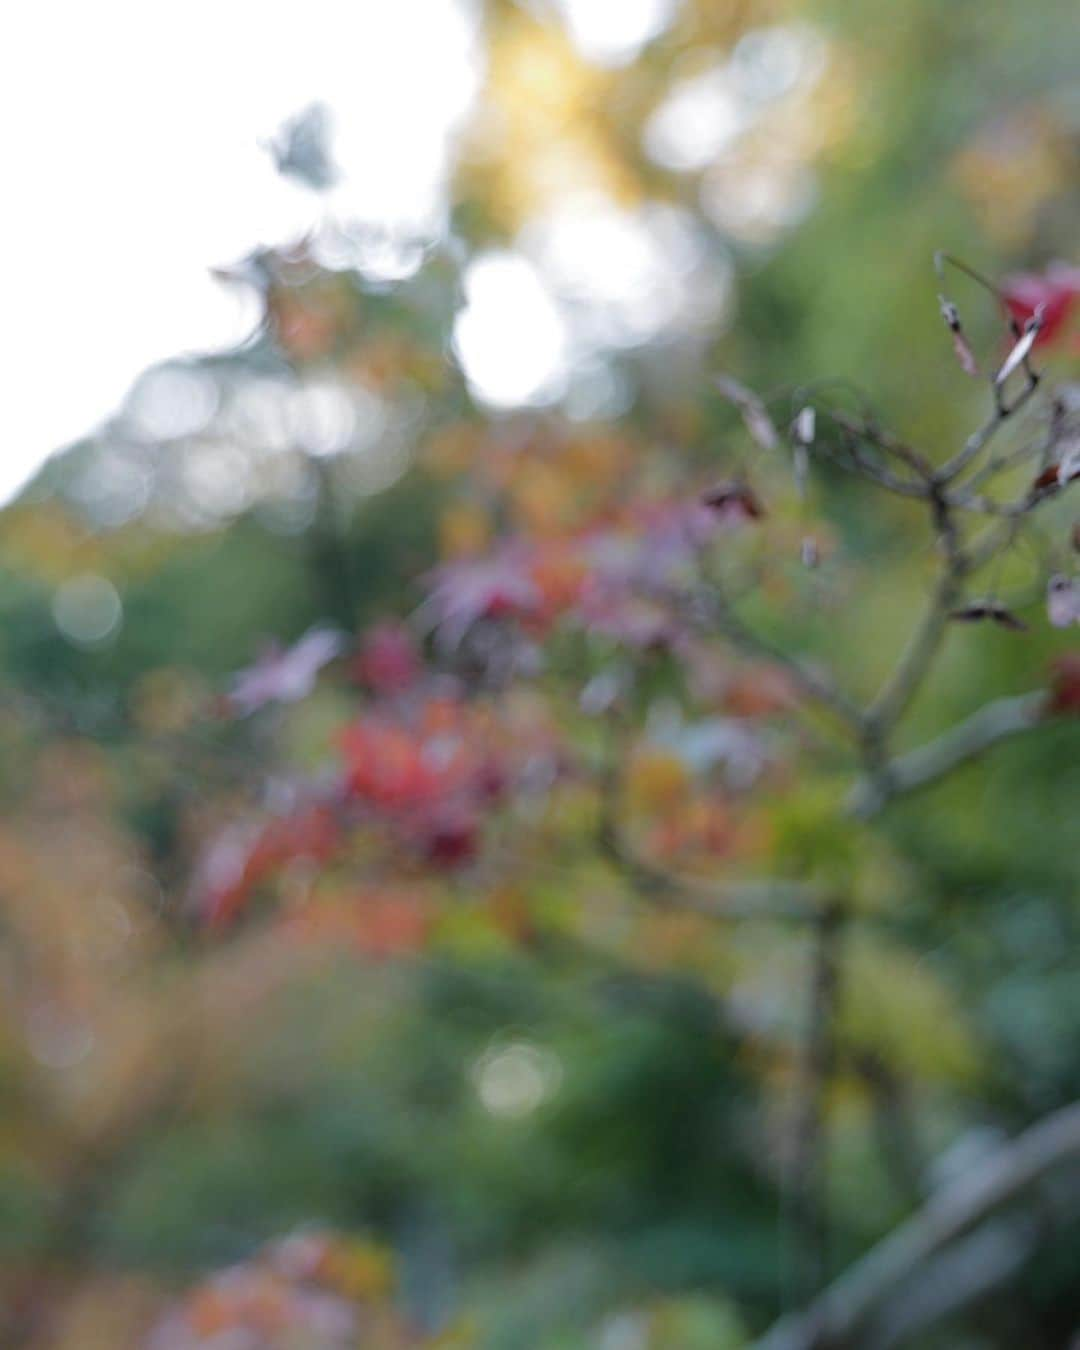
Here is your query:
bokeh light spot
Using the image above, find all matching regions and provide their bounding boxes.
[52,574,123,648]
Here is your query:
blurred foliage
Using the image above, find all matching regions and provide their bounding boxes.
[2,1,1080,1347]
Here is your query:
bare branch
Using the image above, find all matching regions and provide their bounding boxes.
[754,1097,1080,1350]
[951,437,1046,501]
[850,1050,927,1210]
[865,481,968,734]
[598,803,819,924]
[688,586,867,735]
[714,373,781,450]
[866,1218,1036,1350]
[787,904,846,1302]
[824,411,933,485]
[849,691,1048,818]
[935,375,1041,484]
[865,572,959,734]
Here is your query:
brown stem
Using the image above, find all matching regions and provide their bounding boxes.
[787,902,846,1305]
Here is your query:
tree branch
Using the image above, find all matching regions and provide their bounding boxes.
[754,1097,1080,1350]
[598,803,819,924]
[865,572,959,734]
[865,483,968,735]
[823,411,932,491]
[935,374,1041,485]
[850,1050,927,1210]
[786,904,846,1303]
[848,691,1048,818]
[689,587,866,736]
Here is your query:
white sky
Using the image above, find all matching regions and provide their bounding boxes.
[0,0,480,505]
[1,0,764,509]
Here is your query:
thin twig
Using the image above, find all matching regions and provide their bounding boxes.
[935,376,1041,484]
[951,437,1046,501]
[689,586,866,735]
[866,484,967,734]
[824,411,933,485]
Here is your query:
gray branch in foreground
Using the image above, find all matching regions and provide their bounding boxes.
[754,1098,1080,1350]
[848,690,1048,818]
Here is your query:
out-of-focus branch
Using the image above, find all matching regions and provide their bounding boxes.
[754,1097,1080,1350]
[689,587,866,736]
[787,903,846,1304]
[865,478,969,735]
[849,691,1048,818]
[597,792,820,924]
[850,1050,927,1210]
[932,250,1042,483]
[867,1217,1037,1350]
[594,716,822,923]
[934,380,1039,484]
[865,572,958,735]
[951,437,1045,501]
[823,411,933,492]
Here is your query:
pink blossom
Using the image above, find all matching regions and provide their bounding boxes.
[355,621,421,694]
[229,626,344,715]
[420,552,541,646]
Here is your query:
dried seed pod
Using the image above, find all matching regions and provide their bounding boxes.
[939,296,978,376]
[793,406,816,445]
[949,602,1028,631]
[701,481,766,522]
[1047,574,1080,628]
[995,311,1042,386]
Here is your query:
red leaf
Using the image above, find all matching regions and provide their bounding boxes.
[1046,653,1080,716]
[1001,263,1080,349]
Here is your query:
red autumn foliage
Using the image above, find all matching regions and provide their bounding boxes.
[1001,263,1080,349]
[202,805,342,928]
[353,621,421,695]
[1045,653,1080,717]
